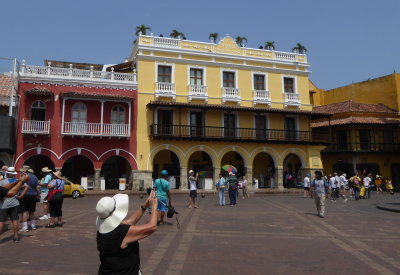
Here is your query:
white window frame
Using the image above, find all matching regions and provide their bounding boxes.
[111,104,126,124]
[251,72,268,91]
[281,75,297,94]
[155,62,175,84]
[220,68,238,88]
[187,65,207,86]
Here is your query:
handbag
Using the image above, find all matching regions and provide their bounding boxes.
[48,179,64,202]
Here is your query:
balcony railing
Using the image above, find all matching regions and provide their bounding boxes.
[20,62,137,85]
[324,143,400,153]
[155,82,175,98]
[62,122,129,137]
[284,93,300,106]
[253,90,271,105]
[188,85,208,101]
[150,124,328,144]
[22,120,50,134]
[222,87,240,103]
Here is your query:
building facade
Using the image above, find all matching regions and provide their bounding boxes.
[15,61,138,189]
[311,74,400,189]
[129,34,328,190]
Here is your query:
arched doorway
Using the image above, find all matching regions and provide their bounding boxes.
[221,152,245,179]
[23,155,55,179]
[253,153,275,188]
[187,151,213,189]
[62,155,94,185]
[283,153,302,188]
[101,156,131,189]
[152,150,180,189]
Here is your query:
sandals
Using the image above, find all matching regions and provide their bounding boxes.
[45,224,56,228]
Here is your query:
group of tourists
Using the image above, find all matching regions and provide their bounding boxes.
[307,170,396,218]
[215,172,248,206]
[0,165,65,243]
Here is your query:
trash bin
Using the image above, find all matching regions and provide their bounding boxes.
[119,178,126,191]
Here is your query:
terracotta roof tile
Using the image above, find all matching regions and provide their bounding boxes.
[0,75,17,106]
[24,87,53,96]
[61,92,134,101]
[311,116,400,128]
[313,100,396,115]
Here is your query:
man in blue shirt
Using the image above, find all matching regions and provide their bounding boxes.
[153,170,171,225]
[18,166,39,231]
[311,171,329,218]
[39,167,52,220]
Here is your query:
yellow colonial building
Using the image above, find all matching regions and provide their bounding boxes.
[128,34,329,190]
[311,73,400,189]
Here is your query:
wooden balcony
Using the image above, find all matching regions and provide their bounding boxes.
[62,122,130,137]
[323,143,400,153]
[22,120,50,135]
[150,124,329,144]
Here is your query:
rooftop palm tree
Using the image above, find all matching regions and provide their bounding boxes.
[135,25,151,36]
[292,43,307,54]
[170,29,185,39]
[235,36,248,47]
[209,33,219,43]
[264,41,276,51]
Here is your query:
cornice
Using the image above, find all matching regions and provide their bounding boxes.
[135,44,310,68]
[137,55,310,76]
[19,76,137,91]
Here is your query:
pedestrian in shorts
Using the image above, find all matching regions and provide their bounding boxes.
[188,170,198,209]
[18,166,39,231]
[39,167,52,220]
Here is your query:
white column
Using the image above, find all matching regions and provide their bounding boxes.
[128,101,131,136]
[61,98,66,133]
[100,100,104,135]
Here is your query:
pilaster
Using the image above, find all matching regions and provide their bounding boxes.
[94,169,101,190]
[131,170,153,191]
[180,167,188,190]
[276,167,284,190]
[246,167,254,191]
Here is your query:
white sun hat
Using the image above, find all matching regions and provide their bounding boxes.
[6,167,18,175]
[96,194,129,234]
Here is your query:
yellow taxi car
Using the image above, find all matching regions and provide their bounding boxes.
[63,178,86,198]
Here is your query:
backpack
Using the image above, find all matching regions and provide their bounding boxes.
[228,177,238,190]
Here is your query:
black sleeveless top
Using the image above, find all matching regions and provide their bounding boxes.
[97,224,140,275]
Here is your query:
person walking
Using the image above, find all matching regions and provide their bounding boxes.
[188,170,198,209]
[363,173,372,199]
[153,170,172,225]
[216,173,226,206]
[310,171,329,218]
[0,167,22,242]
[96,192,158,275]
[329,174,338,201]
[375,175,383,193]
[46,171,65,228]
[241,176,249,199]
[227,172,239,206]
[351,174,362,200]
[303,174,311,197]
[18,166,39,231]
[39,167,52,220]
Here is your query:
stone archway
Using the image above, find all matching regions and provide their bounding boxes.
[152,150,180,189]
[221,151,245,179]
[187,151,213,189]
[283,153,302,188]
[62,155,95,185]
[253,152,276,188]
[23,154,56,179]
[101,156,132,189]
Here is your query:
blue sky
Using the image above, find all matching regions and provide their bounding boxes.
[1,0,399,89]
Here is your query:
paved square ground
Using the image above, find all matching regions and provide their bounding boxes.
[0,192,399,275]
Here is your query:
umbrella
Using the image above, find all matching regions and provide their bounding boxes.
[198,171,213,178]
[221,164,237,174]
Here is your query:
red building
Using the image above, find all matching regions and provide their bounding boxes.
[15,60,138,190]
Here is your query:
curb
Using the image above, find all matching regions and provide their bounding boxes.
[376,203,400,213]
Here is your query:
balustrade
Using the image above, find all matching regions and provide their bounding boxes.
[150,124,326,144]
[189,85,207,96]
[20,63,137,84]
[284,93,300,105]
[253,90,271,103]
[153,37,180,48]
[21,120,50,134]
[62,122,129,137]
[156,82,175,94]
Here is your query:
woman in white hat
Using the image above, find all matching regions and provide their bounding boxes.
[96,190,158,275]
